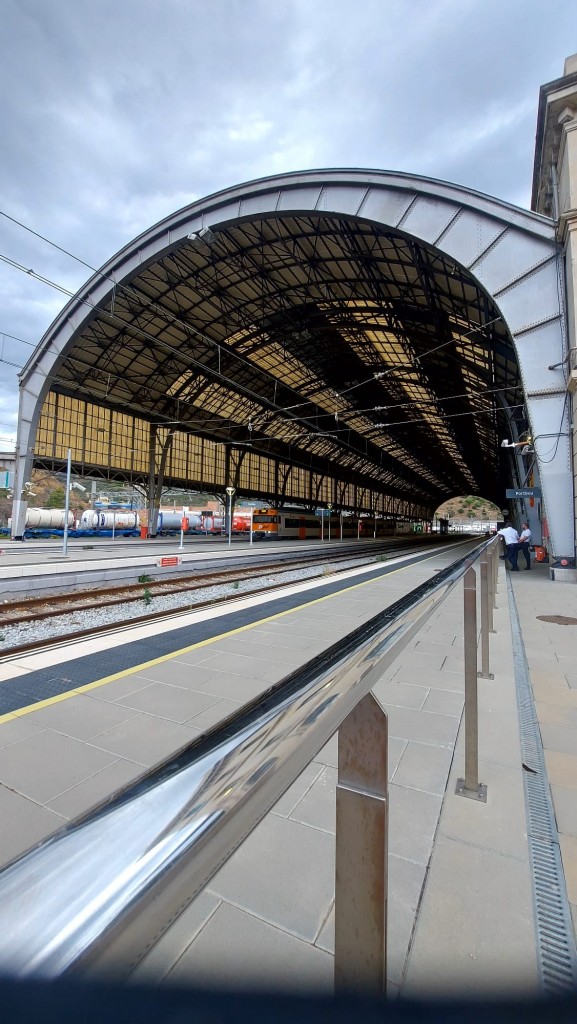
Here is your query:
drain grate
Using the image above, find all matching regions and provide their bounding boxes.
[509,579,577,994]
[536,614,577,625]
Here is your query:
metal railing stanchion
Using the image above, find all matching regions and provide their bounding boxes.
[478,554,494,679]
[456,566,487,801]
[487,540,496,626]
[335,693,388,994]
[492,539,499,608]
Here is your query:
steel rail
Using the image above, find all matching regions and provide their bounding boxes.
[0,541,438,658]
[0,538,488,979]
[0,540,424,623]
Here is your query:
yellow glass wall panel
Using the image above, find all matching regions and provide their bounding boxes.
[33,391,429,518]
[36,392,57,457]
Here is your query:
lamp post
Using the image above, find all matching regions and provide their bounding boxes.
[249,505,254,546]
[225,486,235,548]
[340,511,344,542]
[327,503,333,542]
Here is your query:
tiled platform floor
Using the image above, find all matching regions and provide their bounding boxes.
[0,545,572,996]
[510,568,577,942]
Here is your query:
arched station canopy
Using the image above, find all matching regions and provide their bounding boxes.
[14,170,571,553]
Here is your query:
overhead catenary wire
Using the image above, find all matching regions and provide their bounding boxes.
[0,211,514,493]
[0,253,451,491]
[0,207,508,417]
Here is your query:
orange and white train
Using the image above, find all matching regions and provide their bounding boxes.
[250,509,399,540]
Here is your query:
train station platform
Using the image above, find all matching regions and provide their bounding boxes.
[0,541,575,997]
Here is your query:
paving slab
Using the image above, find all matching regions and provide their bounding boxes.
[91,715,200,767]
[372,679,430,710]
[550,785,577,837]
[421,689,464,717]
[0,784,67,869]
[387,783,443,865]
[132,892,221,985]
[0,729,117,804]
[208,813,335,942]
[382,705,458,747]
[403,835,538,997]
[164,901,335,992]
[441,757,529,861]
[47,757,145,820]
[544,749,577,790]
[392,741,455,796]
[287,766,338,833]
[114,681,219,723]
[22,692,141,740]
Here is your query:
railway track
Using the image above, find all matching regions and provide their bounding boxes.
[0,540,441,658]
[0,545,398,625]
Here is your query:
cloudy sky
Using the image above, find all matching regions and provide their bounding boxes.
[1,0,575,448]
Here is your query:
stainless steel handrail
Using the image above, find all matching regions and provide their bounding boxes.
[0,538,492,979]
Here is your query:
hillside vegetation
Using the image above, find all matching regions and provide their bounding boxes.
[436,495,501,521]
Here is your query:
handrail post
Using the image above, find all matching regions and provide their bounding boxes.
[478,554,494,679]
[492,538,498,608]
[335,693,388,994]
[487,544,496,614]
[456,566,487,802]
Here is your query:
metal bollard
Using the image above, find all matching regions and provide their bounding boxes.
[492,540,498,608]
[455,566,487,802]
[335,693,388,994]
[478,554,494,679]
[486,544,495,622]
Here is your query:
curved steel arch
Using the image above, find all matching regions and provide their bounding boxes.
[15,169,572,557]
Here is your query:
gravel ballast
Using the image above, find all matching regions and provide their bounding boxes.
[0,555,380,651]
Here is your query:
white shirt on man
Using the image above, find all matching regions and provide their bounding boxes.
[498,526,519,545]
[519,528,531,543]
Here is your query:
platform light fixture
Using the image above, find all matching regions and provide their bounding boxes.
[188,227,217,247]
[225,485,235,548]
[501,436,533,450]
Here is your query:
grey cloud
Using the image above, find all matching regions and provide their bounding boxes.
[1,0,576,441]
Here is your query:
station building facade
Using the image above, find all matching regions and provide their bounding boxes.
[532,53,577,571]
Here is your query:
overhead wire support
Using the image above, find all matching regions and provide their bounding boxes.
[0,206,516,505]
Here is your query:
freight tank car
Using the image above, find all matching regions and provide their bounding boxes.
[7,508,75,531]
[25,508,75,529]
[79,509,140,531]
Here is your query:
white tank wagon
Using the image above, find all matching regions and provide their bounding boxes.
[24,508,75,529]
[79,510,140,531]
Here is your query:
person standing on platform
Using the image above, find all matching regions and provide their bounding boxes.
[498,521,520,570]
[518,522,532,570]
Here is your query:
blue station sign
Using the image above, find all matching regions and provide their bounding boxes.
[505,488,541,499]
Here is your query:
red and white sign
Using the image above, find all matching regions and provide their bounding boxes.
[157,555,182,568]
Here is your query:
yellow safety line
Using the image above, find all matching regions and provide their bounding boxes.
[0,546,448,725]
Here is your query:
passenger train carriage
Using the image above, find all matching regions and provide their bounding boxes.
[250,509,400,540]
[252,509,322,540]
